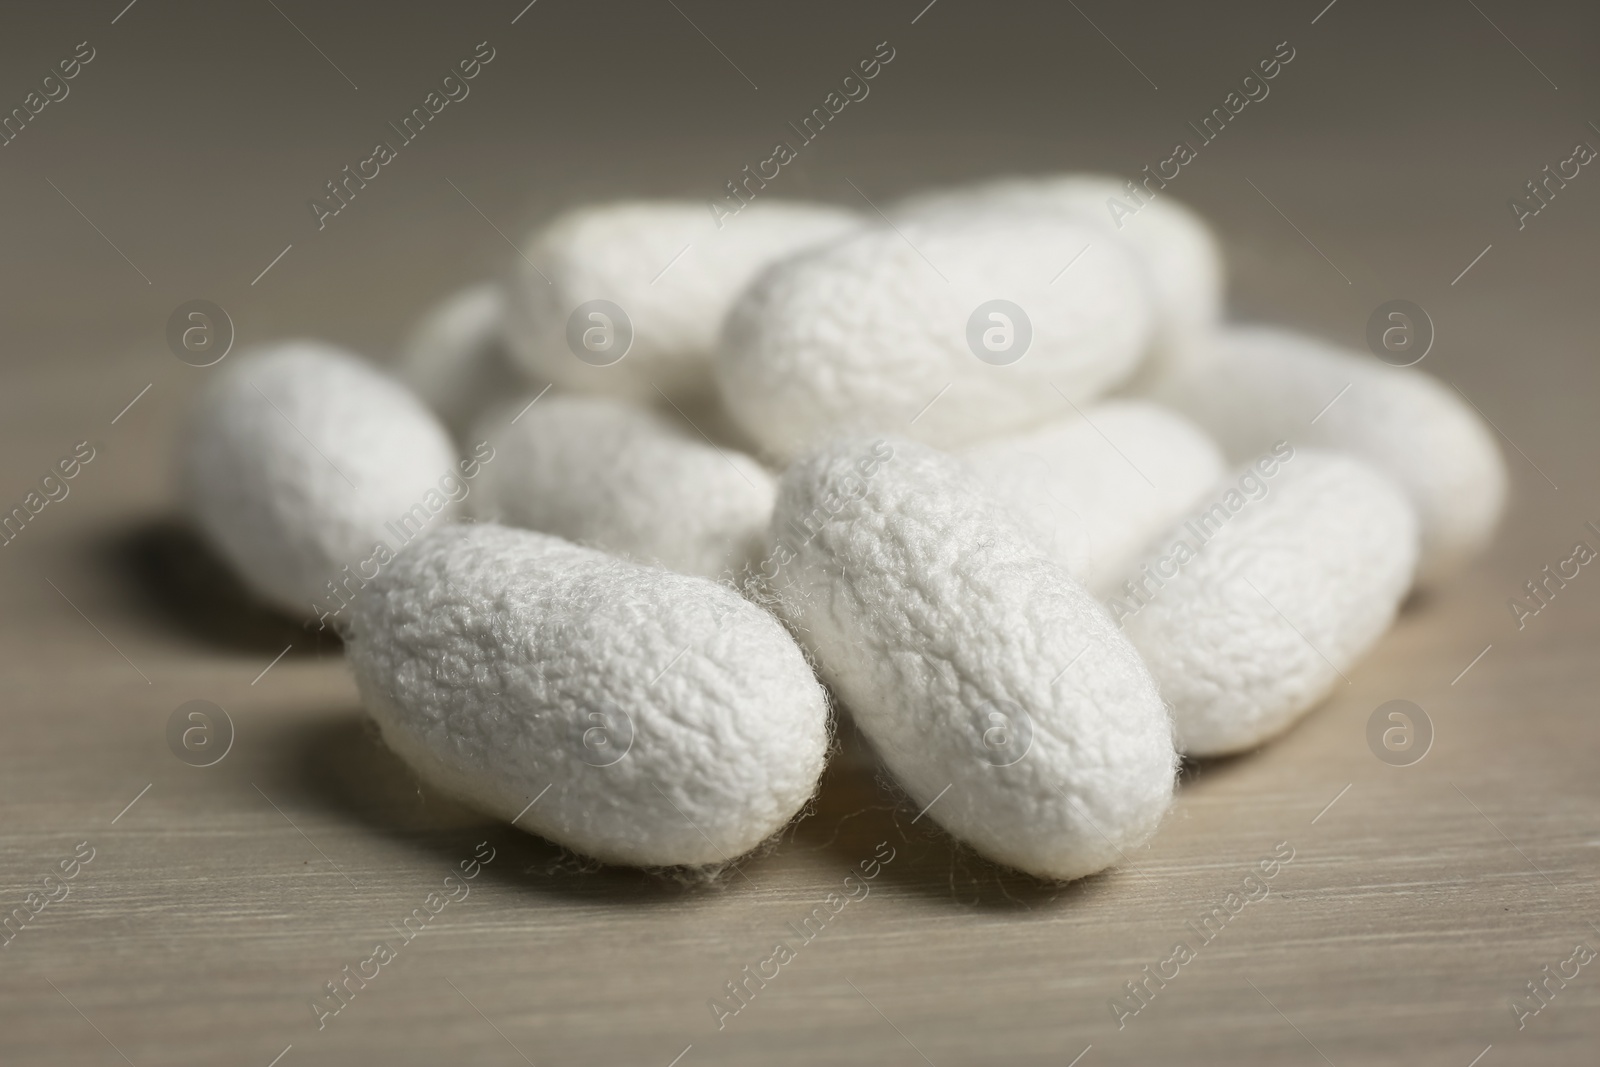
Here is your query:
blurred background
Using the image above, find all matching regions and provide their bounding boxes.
[3,1,1598,1065]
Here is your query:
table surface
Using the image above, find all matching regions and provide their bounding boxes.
[2,2,1598,1065]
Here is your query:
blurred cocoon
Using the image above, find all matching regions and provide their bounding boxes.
[471,393,775,579]
[962,400,1226,596]
[717,214,1154,462]
[1145,324,1506,585]
[396,282,531,441]
[766,436,1176,881]
[182,341,461,618]
[895,174,1225,384]
[1113,449,1418,755]
[502,200,861,401]
[345,523,830,868]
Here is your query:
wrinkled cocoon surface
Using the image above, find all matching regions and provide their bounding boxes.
[895,174,1224,383]
[396,283,531,441]
[503,200,860,401]
[471,394,775,579]
[1116,449,1417,756]
[1145,324,1506,585]
[182,341,459,617]
[767,437,1175,880]
[962,401,1225,596]
[717,214,1154,462]
[347,523,830,868]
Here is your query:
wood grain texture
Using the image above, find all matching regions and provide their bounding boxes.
[3,2,1599,1064]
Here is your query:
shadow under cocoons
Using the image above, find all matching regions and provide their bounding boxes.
[1178,746,1263,787]
[275,707,1121,906]
[791,714,1104,910]
[281,711,745,905]
[1399,583,1436,616]
[93,516,335,656]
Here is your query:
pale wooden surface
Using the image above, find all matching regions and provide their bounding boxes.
[3,2,1599,1064]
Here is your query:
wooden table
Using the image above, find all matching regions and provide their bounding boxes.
[2,2,1597,1063]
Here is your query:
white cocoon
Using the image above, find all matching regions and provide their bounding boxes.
[717,214,1154,462]
[962,400,1225,596]
[345,523,830,868]
[181,341,459,617]
[471,394,775,579]
[1113,449,1418,756]
[1144,324,1507,585]
[503,200,861,401]
[895,174,1224,382]
[396,283,531,441]
[767,436,1176,881]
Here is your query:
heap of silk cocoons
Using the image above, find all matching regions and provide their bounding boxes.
[893,174,1224,384]
[502,200,861,402]
[1142,324,1507,585]
[181,341,461,618]
[396,283,532,441]
[346,523,830,867]
[173,179,1513,881]
[1111,449,1418,755]
[717,213,1154,461]
[962,400,1226,596]
[471,393,774,579]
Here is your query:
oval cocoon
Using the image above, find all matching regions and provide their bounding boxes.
[767,436,1175,881]
[396,283,531,441]
[896,174,1223,383]
[503,200,860,401]
[346,523,830,868]
[471,394,775,579]
[962,400,1225,596]
[1144,324,1506,585]
[1114,449,1418,756]
[181,341,460,617]
[717,214,1154,461]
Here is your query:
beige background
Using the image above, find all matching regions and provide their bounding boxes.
[2,1,1598,1064]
